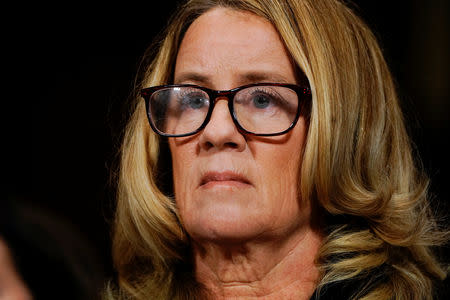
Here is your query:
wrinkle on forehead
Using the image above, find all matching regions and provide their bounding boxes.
[174,7,297,88]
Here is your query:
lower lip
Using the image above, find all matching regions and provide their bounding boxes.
[201,180,251,189]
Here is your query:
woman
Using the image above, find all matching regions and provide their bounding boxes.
[106,0,448,299]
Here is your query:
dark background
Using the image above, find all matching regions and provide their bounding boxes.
[4,0,449,298]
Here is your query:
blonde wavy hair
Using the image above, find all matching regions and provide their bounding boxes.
[106,0,448,299]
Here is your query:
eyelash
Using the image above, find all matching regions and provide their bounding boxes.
[249,88,286,106]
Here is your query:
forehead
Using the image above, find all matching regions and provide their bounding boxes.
[174,7,296,87]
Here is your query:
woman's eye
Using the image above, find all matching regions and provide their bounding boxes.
[180,93,208,109]
[252,94,272,109]
[188,97,206,109]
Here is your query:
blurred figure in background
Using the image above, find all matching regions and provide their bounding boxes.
[0,197,105,300]
[0,237,32,300]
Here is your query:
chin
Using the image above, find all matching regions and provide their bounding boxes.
[184,206,266,243]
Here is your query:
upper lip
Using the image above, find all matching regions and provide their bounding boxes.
[200,171,251,186]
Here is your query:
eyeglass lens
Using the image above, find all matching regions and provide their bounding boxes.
[149,85,299,136]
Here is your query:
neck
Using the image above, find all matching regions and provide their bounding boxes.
[193,226,322,300]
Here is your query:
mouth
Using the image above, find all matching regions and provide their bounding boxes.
[200,171,252,188]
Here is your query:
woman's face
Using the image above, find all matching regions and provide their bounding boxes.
[170,7,310,242]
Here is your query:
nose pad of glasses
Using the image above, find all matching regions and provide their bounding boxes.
[206,98,235,128]
[199,98,245,150]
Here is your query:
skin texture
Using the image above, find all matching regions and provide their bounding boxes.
[170,7,321,299]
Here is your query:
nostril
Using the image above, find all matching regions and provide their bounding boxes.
[201,139,240,151]
[204,141,214,150]
[225,141,239,149]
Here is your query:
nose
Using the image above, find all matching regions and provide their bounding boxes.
[199,99,246,151]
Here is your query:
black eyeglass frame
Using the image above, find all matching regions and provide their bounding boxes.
[140,82,312,137]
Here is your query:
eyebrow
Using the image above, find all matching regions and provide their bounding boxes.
[174,72,212,86]
[241,72,290,84]
[174,71,292,87]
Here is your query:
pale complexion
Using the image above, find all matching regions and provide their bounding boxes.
[170,7,321,299]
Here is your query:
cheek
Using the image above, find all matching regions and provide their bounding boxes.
[252,122,306,210]
[169,142,197,211]
[256,145,302,202]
